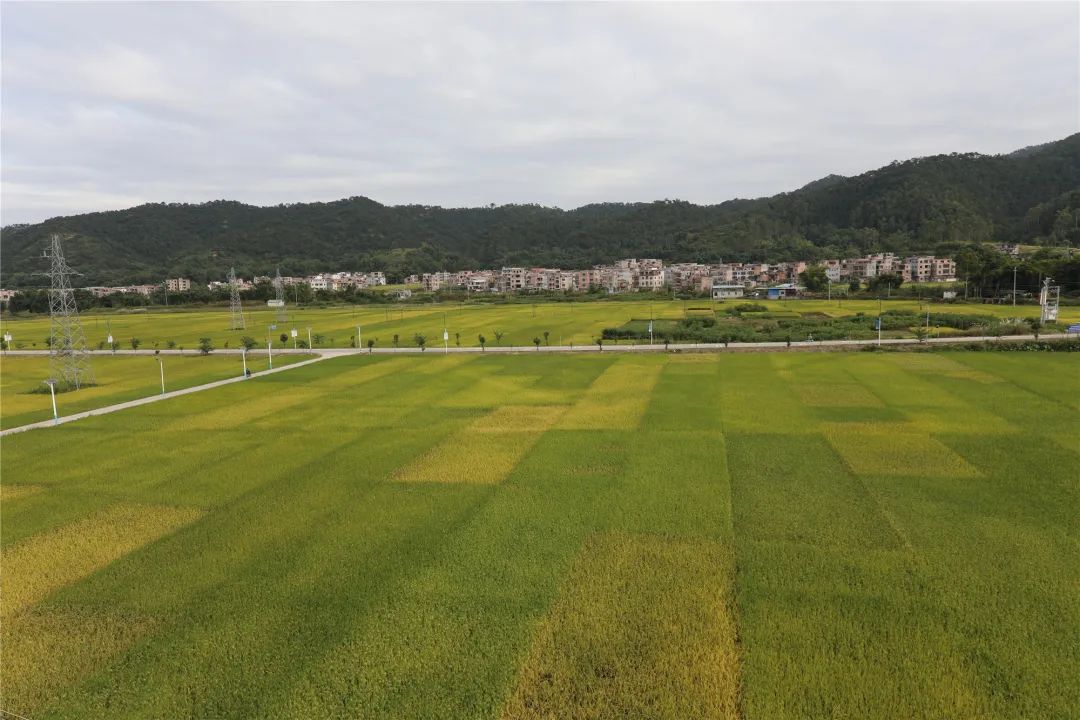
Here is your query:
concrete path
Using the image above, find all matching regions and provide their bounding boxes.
[2,333,1072,436]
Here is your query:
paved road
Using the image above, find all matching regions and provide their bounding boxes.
[3,333,1071,358]
[2,333,1071,436]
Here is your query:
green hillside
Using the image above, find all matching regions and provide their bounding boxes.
[2,134,1077,287]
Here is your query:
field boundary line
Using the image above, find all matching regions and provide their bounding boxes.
[0,354,331,437]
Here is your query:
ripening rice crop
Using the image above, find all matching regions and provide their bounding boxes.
[501,532,741,720]
[556,360,663,429]
[395,405,566,483]
[1,503,203,618]
[2,607,159,716]
[822,422,981,477]
[0,483,43,502]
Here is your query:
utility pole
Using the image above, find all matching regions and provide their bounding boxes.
[1012,265,1018,307]
[44,379,59,424]
[156,357,165,395]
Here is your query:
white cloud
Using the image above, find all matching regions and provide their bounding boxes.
[1,1,1077,224]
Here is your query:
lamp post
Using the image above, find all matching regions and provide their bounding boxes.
[267,340,273,370]
[306,327,312,349]
[156,357,165,395]
[44,379,58,424]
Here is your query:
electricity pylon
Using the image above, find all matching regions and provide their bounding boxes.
[44,234,94,389]
[229,267,246,330]
[273,267,286,322]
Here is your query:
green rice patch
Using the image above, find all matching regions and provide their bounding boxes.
[795,383,883,407]
[501,533,740,720]
[1,503,203,618]
[395,406,565,484]
[557,360,665,430]
[0,607,159,717]
[823,423,981,478]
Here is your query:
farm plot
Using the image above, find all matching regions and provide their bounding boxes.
[0,351,1077,719]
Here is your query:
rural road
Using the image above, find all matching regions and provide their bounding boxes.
[2,333,1072,437]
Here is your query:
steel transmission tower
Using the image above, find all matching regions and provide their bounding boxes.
[273,267,286,322]
[44,234,94,389]
[229,267,246,330]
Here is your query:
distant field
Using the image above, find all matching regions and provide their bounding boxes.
[2,352,1077,718]
[2,297,1072,351]
[0,352,309,429]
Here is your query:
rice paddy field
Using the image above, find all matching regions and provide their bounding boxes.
[1,351,1078,719]
[2,297,1074,351]
[0,353,308,429]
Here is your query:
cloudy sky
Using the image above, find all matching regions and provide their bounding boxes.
[2,2,1077,225]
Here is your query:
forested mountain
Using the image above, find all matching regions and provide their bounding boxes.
[2,133,1078,286]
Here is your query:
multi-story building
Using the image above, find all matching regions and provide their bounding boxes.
[498,267,527,292]
[166,277,191,292]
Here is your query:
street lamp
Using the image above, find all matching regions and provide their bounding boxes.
[43,379,59,424]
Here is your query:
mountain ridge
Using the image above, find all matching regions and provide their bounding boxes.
[2,133,1078,286]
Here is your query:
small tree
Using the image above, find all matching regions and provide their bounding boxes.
[494,330,504,346]
[848,279,861,293]
[393,333,400,350]
[543,331,550,345]
[415,333,427,351]
[279,333,288,346]
[913,326,929,343]
[313,333,325,346]
[110,340,120,352]
[595,337,603,352]
[367,338,375,353]
[130,337,141,350]
[167,339,177,349]
[198,337,214,355]
[478,334,486,352]
[533,336,541,350]
[455,332,460,347]
[240,336,257,351]
[1025,317,1043,340]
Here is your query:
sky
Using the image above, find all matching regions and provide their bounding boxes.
[1,1,1077,225]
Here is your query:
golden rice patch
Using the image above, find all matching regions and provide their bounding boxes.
[823,422,980,478]
[501,533,741,720]
[1,484,44,502]
[1,503,203,618]
[395,406,565,484]
[1,607,158,717]
[556,361,663,430]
